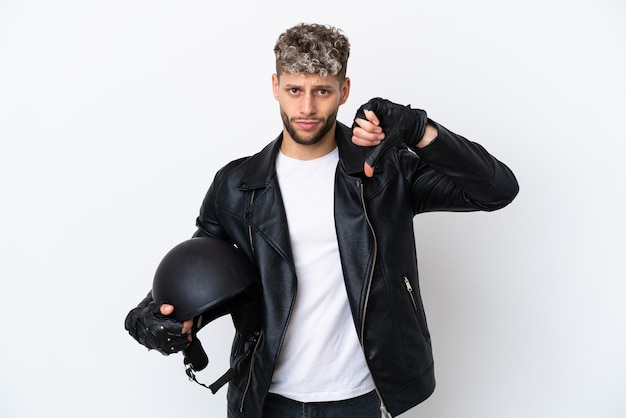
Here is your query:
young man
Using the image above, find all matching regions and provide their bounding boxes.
[125,23,519,417]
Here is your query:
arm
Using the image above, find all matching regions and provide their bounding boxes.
[352,97,518,211]
[412,121,518,211]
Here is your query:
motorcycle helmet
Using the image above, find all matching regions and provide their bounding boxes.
[152,236,262,393]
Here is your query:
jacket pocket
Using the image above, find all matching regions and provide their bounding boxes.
[402,275,430,340]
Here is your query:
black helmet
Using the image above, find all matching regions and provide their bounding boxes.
[152,237,262,393]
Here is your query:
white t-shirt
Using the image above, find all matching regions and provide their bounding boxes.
[269,147,375,402]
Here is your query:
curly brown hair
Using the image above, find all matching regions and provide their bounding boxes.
[273,23,350,80]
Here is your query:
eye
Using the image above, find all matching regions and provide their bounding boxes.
[317,89,329,96]
[289,87,300,94]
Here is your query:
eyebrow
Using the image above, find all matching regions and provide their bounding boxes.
[283,83,336,90]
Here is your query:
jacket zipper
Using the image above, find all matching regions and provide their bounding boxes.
[248,190,256,252]
[243,187,299,415]
[359,180,392,418]
[239,330,263,413]
[403,276,418,311]
[240,188,258,413]
[403,275,429,340]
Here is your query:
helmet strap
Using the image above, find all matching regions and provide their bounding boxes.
[184,356,214,391]
[183,331,260,394]
[182,285,263,394]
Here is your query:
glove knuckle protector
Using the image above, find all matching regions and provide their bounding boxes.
[125,300,189,355]
[367,97,427,144]
[355,97,428,170]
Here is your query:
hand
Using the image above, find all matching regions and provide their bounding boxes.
[352,108,385,177]
[124,300,191,355]
[352,97,429,177]
[160,303,193,336]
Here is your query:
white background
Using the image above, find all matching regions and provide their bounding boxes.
[1,1,625,417]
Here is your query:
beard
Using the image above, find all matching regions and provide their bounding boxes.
[280,107,338,146]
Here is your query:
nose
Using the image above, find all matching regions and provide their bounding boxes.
[300,93,316,116]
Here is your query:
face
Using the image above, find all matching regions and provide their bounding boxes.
[272,72,350,148]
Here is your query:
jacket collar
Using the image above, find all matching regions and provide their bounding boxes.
[238,121,367,190]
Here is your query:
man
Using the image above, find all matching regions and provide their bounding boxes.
[125,23,519,417]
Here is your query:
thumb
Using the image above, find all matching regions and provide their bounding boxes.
[160,303,174,316]
[363,140,385,178]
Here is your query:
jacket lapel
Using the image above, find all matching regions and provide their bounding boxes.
[235,122,370,274]
[237,136,295,268]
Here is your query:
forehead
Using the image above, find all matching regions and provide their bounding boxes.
[277,72,342,89]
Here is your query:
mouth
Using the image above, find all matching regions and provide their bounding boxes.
[293,119,321,131]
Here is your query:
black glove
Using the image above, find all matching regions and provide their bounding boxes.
[354,97,428,173]
[124,297,190,355]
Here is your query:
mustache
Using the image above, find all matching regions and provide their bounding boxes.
[291,117,324,122]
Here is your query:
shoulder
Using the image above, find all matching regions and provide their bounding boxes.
[213,137,281,189]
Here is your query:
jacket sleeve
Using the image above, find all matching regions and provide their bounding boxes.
[193,169,231,239]
[408,120,519,213]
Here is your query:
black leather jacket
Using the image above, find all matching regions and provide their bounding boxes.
[192,120,518,417]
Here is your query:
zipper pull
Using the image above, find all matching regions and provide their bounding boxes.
[403,276,413,292]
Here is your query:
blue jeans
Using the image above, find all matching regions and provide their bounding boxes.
[261,391,381,418]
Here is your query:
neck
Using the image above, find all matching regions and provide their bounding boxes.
[280,124,338,160]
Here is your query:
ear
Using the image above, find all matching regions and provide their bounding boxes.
[339,77,351,105]
[272,73,280,100]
